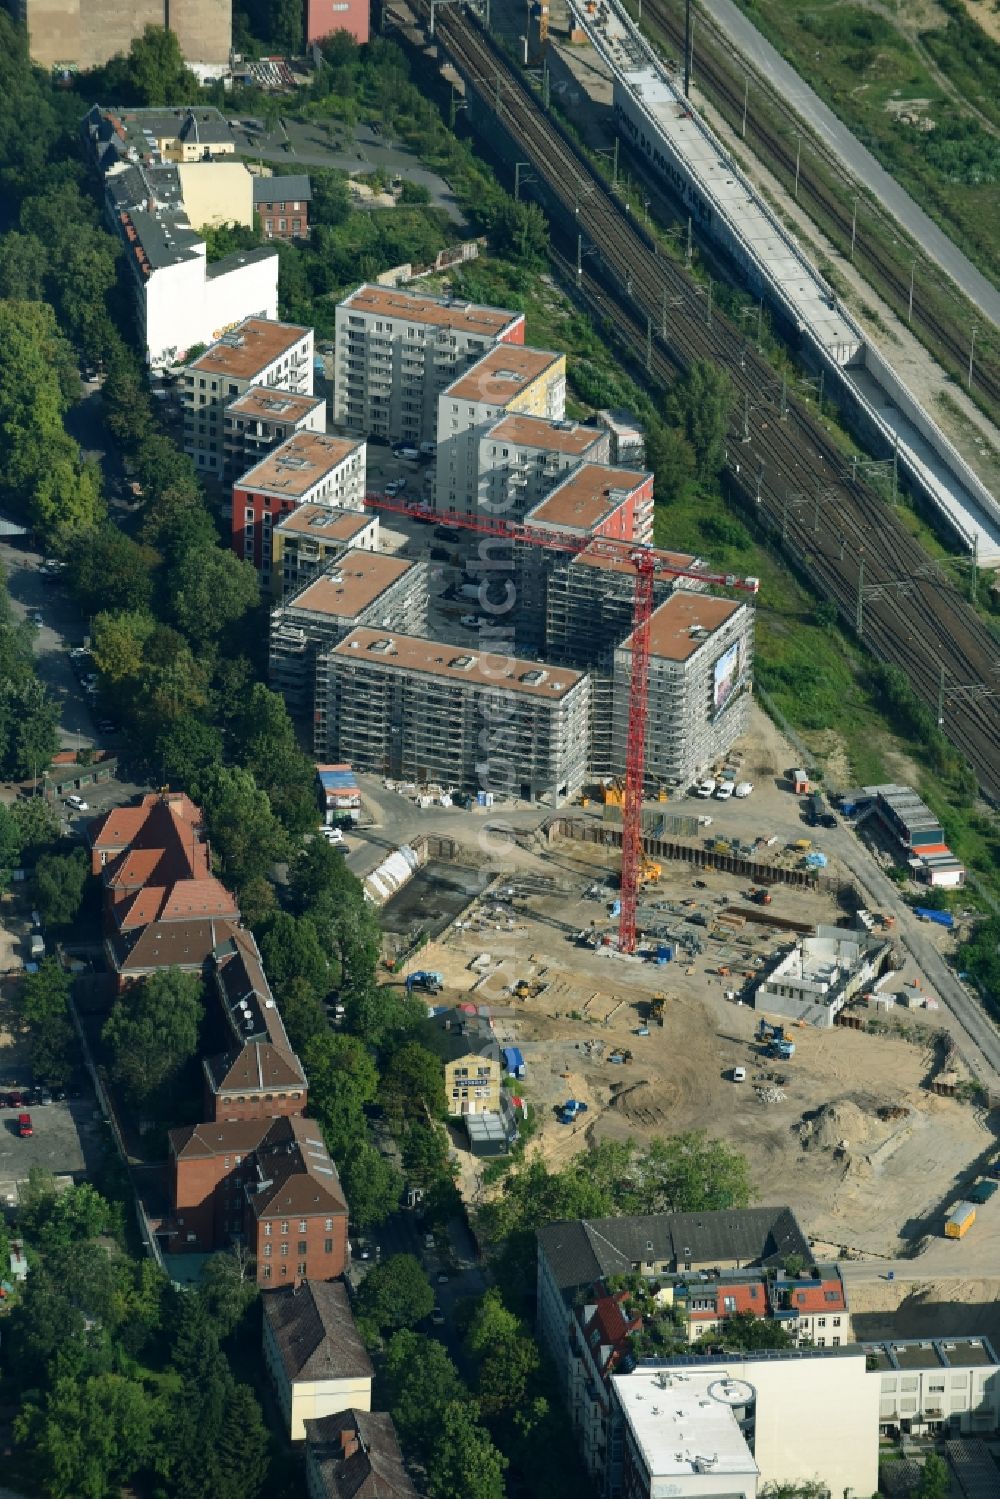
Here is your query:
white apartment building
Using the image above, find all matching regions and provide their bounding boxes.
[183,318,314,475]
[434,347,567,516]
[333,284,525,446]
[317,629,591,805]
[84,107,278,369]
[476,414,610,524]
[611,1352,879,1499]
[224,386,326,479]
[865,1336,1000,1438]
[613,592,754,791]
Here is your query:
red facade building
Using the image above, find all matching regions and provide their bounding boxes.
[306,0,370,46]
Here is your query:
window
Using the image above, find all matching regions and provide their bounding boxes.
[833,1316,841,1327]
[816,1337,825,1347]
[280,1221,289,1235]
[324,1218,334,1231]
[263,1266,271,1280]
[280,1242,289,1256]
[263,1244,271,1258]
[298,1261,307,1275]
[298,1240,307,1254]
[298,1219,308,1233]
[324,1238,334,1254]
[818,1318,826,1328]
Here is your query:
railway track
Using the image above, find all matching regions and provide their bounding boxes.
[432,6,1000,800]
[637,0,1000,415]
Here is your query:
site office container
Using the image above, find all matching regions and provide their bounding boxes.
[944,1202,976,1238]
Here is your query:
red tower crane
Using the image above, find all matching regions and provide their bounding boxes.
[364,493,759,953]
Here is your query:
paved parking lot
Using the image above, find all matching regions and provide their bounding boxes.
[0,1097,105,1201]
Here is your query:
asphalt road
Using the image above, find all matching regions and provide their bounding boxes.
[697,0,1000,330]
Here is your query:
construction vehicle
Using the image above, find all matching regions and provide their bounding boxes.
[559,1099,589,1125]
[945,1202,975,1238]
[602,779,625,807]
[649,994,667,1026]
[366,494,759,954]
[638,854,662,888]
[756,1018,795,1060]
[405,970,444,995]
[749,887,772,906]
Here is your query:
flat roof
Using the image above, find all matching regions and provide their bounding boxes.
[190,318,310,380]
[484,414,604,454]
[623,591,743,660]
[341,283,521,337]
[289,552,414,620]
[275,505,373,540]
[226,385,324,422]
[445,345,563,406]
[238,431,363,497]
[333,629,585,699]
[527,464,649,534]
[612,1369,757,1479]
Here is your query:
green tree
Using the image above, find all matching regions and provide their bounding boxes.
[628,1132,753,1214]
[465,1288,539,1418]
[384,1330,467,1459]
[70,527,155,618]
[914,1454,951,1499]
[489,198,549,264]
[155,715,224,789]
[0,677,59,780]
[11,793,60,856]
[340,1141,403,1228]
[91,609,157,684]
[259,911,331,1009]
[664,359,733,483]
[117,24,198,106]
[645,422,696,503]
[302,1030,379,1159]
[0,802,23,888]
[380,1041,447,1125]
[198,765,288,890]
[21,1179,114,1252]
[214,1382,270,1499]
[33,847,89,927]
[15,956,70,1027]
[402,1121,452,1190]
[230,683,316,833]
[15,1372,157,1499]
[355,1253,435,1335]
[698,1310,795,1353]
[427,1401,507,1499]
[171,546,260,649]
[103,967,202,1109]
[199,1247,259,1338]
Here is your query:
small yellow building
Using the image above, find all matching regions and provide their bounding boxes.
[427,1008,503,1117]
[262,1279,373,1441]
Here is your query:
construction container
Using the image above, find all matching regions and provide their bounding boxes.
[945,1202,976,1238]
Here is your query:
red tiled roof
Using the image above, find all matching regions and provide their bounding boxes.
[789,1279,846,1314]
[689,1281,766,1321]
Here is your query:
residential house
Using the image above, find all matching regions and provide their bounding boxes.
[224,386,326,481]
[254,175,313,241]
[426,1008,503,1117]
[304,1410,418,1499]
[263,1280,373,1439]
[273,507,379,601]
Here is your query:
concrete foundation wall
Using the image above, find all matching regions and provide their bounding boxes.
[23,0,229,67]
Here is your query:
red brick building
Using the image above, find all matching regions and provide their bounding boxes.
[204,927,308,1122]
[253,174,312,241]
[168,1113,349,1285]
[88,791,241,991]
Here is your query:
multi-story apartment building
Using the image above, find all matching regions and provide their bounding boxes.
[168,1112,349,1286]
[305,1411,417,1499]
[613,592,754,791]
[232,431,366,586]
[182,318,314,475]
[273,507,379,600]
[434,346,567,515]
[610,1352,879,1499]
[475,414,610,523]
[253,175,313,242]
[38,6,230,71]
[535,1207,812,1393]
[223,386,326,480]
[83,107,277,369]
[513,465,655,649]
[864,1335,1000,1438]
[88,791,241,990]
[317,628,591,804]
[263,1281,374,1441]
[269,552,425,718]
[333,284,524,446]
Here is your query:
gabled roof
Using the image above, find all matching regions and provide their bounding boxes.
[304,1410,418,1499]
[253,173,312,205]
[169,1116,276,1161]
[205,1040,307,1093]
[247,1116,348,1221]
[424,1009,501,1067]
[263,1280,373,1384]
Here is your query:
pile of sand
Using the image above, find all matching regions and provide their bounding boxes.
[796,1099,882,1153]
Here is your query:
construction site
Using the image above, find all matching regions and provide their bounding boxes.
[369,706,998,1275]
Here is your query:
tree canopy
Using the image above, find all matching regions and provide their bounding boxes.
[103,967,203,1112]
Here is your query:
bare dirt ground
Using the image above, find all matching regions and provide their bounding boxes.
[406,708,998,1267]
[848,1275,1000,1347]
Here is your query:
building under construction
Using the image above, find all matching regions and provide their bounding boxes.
[315,628,592,804]
[268,551,426,717]
[613,592,754,790]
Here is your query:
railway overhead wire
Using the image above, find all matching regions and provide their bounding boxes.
[429,6,1000,801]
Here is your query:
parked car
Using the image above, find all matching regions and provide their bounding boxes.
[65,794,89,812]
[714,781,734,800]
[459,614,480,628]
[318,826,344,844]
[431,1305,445,1325]
[695,779,715,798]
[419,441,437,457]
[734,781,753,798]
[384,479,405,497]
[732,1067,747,1083]
[18,1112,33,1138]
[395,445,420,461]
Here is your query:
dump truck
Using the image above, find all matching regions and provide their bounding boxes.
[945,1202,976,1238]
[649,995,667,1026]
